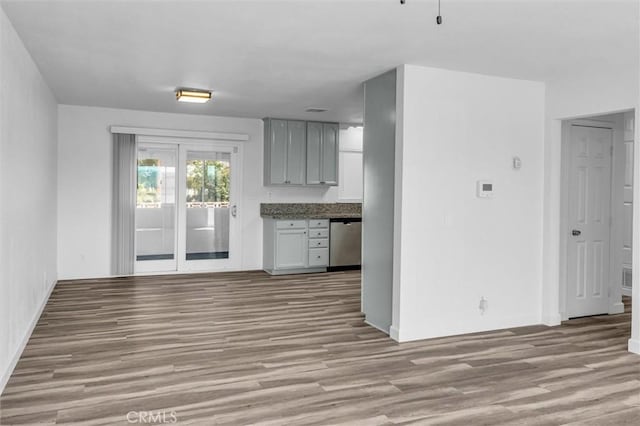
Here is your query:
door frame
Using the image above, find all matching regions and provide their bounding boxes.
[134,142,180,274]
[134,135,244,275]
[559,118,623,320]
[177,142,241,272]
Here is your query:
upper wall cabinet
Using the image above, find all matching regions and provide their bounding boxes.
[264,118,306,185]
[306,122,338,186]
[264,118,339,186]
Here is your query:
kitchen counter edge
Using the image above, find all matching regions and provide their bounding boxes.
[261,214,362,220]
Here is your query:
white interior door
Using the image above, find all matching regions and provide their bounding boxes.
[567,125,613,318]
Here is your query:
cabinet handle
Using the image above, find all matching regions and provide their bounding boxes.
[320,181,325,184]
[317,255,321,259]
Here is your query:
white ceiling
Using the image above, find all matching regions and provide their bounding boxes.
[1,0,637,123]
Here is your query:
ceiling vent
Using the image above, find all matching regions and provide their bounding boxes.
[305,107,329,113]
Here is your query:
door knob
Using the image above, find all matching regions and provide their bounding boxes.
[571,229,581,236]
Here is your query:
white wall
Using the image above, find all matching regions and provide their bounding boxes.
[606,114,632,308]
[621,112,635,299]
[0,7,58,392]
[392,65,545,341]
[541,64,639,354]
[57,105,347,279]
[636,15,640,353]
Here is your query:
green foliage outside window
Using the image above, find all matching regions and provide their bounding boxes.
[186,160,230,203]
[136,158,229,206]
[137,159,160,204]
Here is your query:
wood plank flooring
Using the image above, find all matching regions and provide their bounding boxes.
[0,271,638,425]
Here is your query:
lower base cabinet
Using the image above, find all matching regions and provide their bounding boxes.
[275,229,307,269]
[263,219,329,275]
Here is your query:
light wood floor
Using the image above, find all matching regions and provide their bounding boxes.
[1,271,638,425]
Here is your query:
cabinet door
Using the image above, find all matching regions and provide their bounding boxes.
[306,122,322,184]
[286,121,306,185]
[275,229,307,269]
[321,123,338,185]
[269,120,288,185]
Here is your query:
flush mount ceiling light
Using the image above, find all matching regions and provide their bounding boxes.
[175,89,212,103]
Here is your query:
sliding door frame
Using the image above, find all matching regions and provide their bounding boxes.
[178,142,242,272]
[135,135,244,275]
[134,142,179,274]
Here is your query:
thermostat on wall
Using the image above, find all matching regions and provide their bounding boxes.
[477,180,494,198]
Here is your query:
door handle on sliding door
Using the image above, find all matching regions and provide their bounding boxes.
[231,205,237,217]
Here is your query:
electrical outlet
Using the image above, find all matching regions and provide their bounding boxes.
[479,297,488,315]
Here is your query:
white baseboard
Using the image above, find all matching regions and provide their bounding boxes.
[628,338,640,355]
[389,325,400,341]
[542,312,562,326]
[0,279,57,395]
[395,314,541,343]
[364,319,390,336]
[609,302,625,315]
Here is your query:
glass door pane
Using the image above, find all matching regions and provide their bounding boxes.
[184,150,231,263]
[135,144,177,272]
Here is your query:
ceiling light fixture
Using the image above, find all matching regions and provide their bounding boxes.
[175,89,212,103]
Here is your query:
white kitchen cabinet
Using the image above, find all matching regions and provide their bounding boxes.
[275,229,307,269]
[263,218,329,275]
[306,122,338,185]
[308,248,329,267]
[264,118,338,187]
[263,118,306,185]
[307,219,330,268]
[308,219,329,228]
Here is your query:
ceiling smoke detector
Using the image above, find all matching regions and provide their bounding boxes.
[305,107,329,113]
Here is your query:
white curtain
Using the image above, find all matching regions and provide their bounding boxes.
[112,133,137,275]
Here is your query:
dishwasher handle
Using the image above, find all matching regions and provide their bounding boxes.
[329,218,362,224]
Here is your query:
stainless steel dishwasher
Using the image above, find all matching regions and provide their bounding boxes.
[329,218,362,270]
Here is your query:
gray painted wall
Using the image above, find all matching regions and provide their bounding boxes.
[362,69,396,332]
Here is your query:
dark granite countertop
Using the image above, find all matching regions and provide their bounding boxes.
[260,203,361,219]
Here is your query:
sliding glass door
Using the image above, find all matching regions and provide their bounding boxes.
[135,140,240,274]
[135,144,178,273]
[179,146,238,271]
